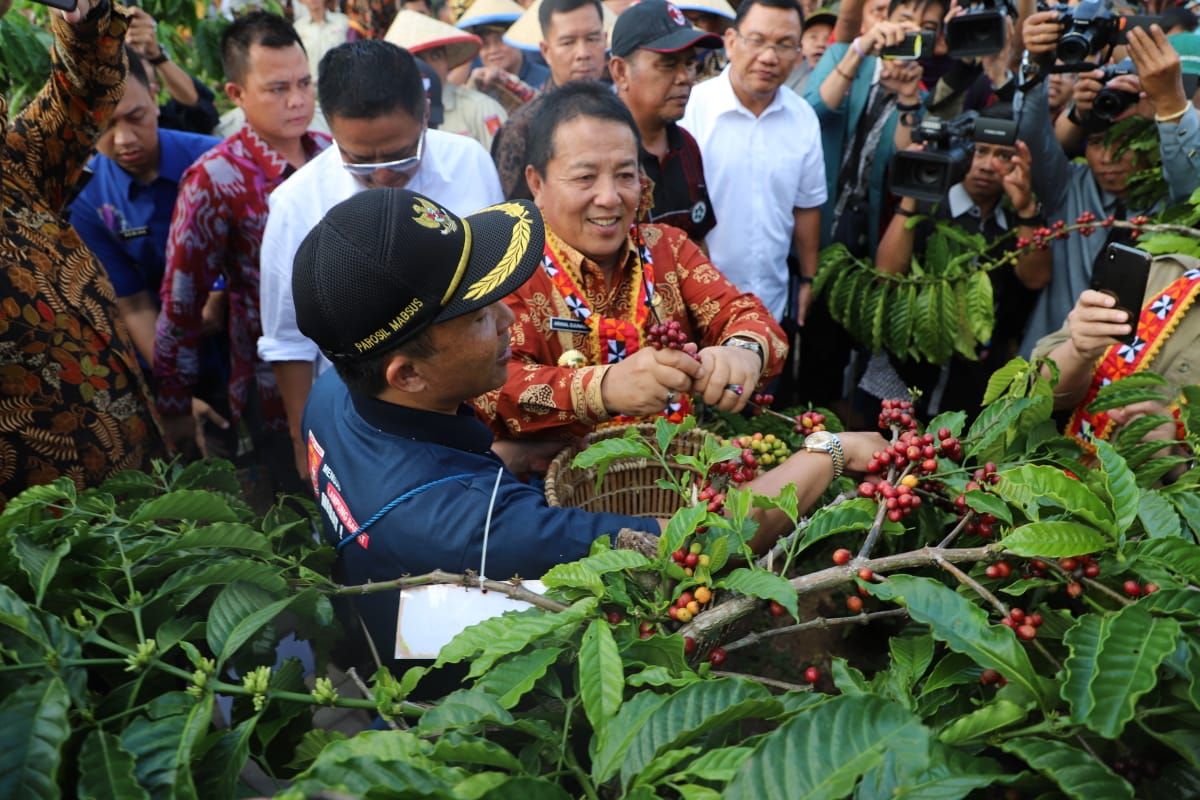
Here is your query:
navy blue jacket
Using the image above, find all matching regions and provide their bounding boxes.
[303,370,649,662]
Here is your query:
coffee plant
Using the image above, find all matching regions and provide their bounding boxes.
[815,117,1180,369]
[2,359,1199,798]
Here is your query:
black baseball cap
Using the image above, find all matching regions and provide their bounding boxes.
[610,0,722,58]
[293,189,544,363]
[803,6,837,30]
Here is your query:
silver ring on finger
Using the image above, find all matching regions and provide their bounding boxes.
[724,384,744,396]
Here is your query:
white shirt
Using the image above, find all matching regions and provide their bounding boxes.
[946,182,1009,230]
[294,12,350,80]
[258,129,504,374]
[682,68,826,320]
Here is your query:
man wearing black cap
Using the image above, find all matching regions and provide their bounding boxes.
[259,41,503,480]
[609,0,721,244]
[292,188,886,669]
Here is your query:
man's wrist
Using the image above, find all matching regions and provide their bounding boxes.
[723,337,765,375]
[1067,337,1103,364]
[147,48,168,65]
[1154,100,1191,124]
[1014,202,1045,227]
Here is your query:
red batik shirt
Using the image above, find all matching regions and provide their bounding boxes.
[154,126,331,429]
[474,223,788,440]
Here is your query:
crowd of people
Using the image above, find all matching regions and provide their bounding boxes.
[3,0,1199,668]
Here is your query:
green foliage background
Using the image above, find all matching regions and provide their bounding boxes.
[0,0,229,114]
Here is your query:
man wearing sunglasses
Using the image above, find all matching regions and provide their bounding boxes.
[259,40,504,480]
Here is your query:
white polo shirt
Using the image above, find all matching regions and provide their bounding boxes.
[258,129,505,374]
[682,68,826,320]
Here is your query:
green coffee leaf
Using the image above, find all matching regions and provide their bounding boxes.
[129,490,238,524]
[436,597,598,679]
[1001,521,1111,558]
[619,678,778,788]
[1137,490,1183,538]
[474,647,564,709]
[571,438,655,486]
[579,619,623,734]
[1000,738,1132,799]
[1061,603,1181,738]
[937,699,1027,744]
[716,567,798,619]
[78,729,149,800]
[868,576,1043,708]
[1095,441,1138,533]
[0,679,71,800]
[996,465,1114,533]
[725,694,930,800]
[541,549,650,595]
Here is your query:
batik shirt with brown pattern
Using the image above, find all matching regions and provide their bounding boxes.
[0,4,163,508]
[474,223,788,440]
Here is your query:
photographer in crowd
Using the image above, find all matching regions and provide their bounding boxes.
[1014,6,1163,355]
[1060,27,1200,204]
[873,108,1051,417]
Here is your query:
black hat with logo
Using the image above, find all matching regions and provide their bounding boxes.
[610,0,722,58]
[293,189,543,363]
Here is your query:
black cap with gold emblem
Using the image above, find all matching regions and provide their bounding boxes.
[292,189,543,364]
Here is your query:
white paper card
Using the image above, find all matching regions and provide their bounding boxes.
[394,581,548,660]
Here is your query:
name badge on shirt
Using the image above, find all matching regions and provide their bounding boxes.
[118,226,150,240]
[550,316,591,334]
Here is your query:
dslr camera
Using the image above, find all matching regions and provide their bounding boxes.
[1092,57,1139,123]
[890,111,1019,202]
[1049,0,1158,64]
[946,0,1013,58]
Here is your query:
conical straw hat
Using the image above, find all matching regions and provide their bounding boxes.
[503,0,616,53]
[385,9,484,70]
[456,0,525,28]
[672,0,735,20]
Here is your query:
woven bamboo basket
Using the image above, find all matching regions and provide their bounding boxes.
[544,424,713,516]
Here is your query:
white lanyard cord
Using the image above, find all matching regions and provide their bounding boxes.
[479,466,503,585]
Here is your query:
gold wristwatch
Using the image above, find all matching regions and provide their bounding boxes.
[803,431,845,479]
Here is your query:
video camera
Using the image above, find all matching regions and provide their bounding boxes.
[890,111,1019,202]
[1048,0,1159,64]
[946,0,1013,59]
[1092,57,1139,123]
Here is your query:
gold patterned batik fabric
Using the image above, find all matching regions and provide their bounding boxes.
[474,223,788,440]
[0,5,164,508]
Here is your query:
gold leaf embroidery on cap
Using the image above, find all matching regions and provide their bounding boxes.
[411,198,458,235]
[463,203,532,301]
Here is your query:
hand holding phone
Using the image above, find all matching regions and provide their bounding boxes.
[881,31,935,60]
[1087,242,1152,345]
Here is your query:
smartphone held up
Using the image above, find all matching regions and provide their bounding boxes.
[1090,243,1152,346]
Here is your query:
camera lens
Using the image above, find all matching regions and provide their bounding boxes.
[914,162,944,187]
[1057,31,1092,64]
[1092,88,1137,122]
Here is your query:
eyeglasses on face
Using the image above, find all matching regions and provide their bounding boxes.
[340,127,426,178]
[734,30,801,57]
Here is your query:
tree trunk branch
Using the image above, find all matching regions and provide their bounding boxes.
[331,570,568,612]
[722,608,909,652]
[680,545,996,642]
[711,670,812,693]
